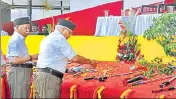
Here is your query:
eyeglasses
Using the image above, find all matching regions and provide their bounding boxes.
[69,31,73,35]
[64,28,72,35]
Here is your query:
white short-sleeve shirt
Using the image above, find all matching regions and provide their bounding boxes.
[37,31,77,73]
[6,32,29,62]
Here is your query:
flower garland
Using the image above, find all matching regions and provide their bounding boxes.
[116,21,140,63]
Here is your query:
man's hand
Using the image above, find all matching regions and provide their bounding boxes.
[32,60,37,63]
[65,68,75,74]
[90,60,98,69]
[13,56,32,64]
[30,54,38,60]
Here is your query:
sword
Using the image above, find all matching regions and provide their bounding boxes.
[132,75,175,86]
[84,70,143,81]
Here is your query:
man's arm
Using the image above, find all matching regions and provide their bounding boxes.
[30,54,38,60]
[12,56,31,64]
[71,55,91,64]
[58,37,97,67]
[71,55,97,68]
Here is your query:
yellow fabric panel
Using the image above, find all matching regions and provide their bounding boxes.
[138,36,175,62]
[25,35,45,54]
[1,36,45,55]
[1,35,175,62]
[1,36,11,55]
[68,36,118,61]
[139,36,175,62]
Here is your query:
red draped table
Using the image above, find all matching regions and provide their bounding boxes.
[61,62,176,98]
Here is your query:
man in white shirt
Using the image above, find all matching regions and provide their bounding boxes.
[34,19,97,98]
[6,17,38,98]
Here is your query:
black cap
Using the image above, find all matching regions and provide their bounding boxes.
[57,19,76,31]
[13,17,30,26]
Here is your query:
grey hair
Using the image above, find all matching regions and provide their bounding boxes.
[54,25,72,33]
[13,25,18,31]
[54,25,65,32]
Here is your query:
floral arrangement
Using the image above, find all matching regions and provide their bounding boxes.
[116,21,141,63]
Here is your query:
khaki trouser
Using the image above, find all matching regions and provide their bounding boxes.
[7,66,32,98]
[33,72,62,98]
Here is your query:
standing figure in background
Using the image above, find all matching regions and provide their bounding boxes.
[1,50,6,76]
[1,50,6,99]
[41,24,49,36]
[31,23,40,35]
[6,17,38,98]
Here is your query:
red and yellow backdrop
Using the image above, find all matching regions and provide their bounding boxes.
[1,35,175,63]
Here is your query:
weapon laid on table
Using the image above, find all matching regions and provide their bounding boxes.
[160,76,176,88]
[98,70,108,82]
[109,70,143,77]
[84,70,108,82]
[127,75,147,83]
[132,75,175,86]
[122,74,147,86]
[71,66,97,76]
[84,70,143,82]
[152,86,175,93]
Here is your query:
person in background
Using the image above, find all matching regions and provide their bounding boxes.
[31,23,40,34]
[34,19,97,98]
[41,24,49,36]
[1,29,8,36]
[1,50,6,75]
[6,17,38,98]
[1,50,6,99]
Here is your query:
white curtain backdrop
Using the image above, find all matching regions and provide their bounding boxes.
[95,14,162,36]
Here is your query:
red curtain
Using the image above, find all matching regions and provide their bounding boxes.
[34,1,123,36]
[165,0,175,4]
